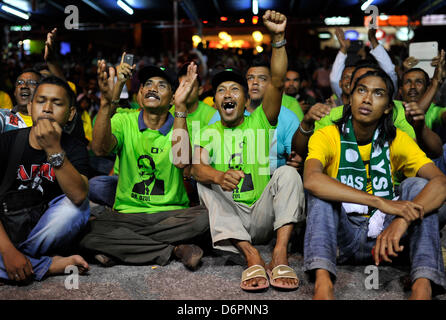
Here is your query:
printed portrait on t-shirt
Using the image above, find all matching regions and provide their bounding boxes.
[132,155,165,196]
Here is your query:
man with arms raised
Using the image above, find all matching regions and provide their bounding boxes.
[192,10,305,291]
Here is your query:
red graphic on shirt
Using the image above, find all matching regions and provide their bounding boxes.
[8,114,19,127]
[17,164,55,182]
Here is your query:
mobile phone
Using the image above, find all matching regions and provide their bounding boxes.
[124,53,134,66]
[409,41,438,78]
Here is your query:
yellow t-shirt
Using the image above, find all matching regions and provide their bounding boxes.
[306,125,432,190]
[81,110,93,142]
[19,112,33,127]
[0,91,13,109]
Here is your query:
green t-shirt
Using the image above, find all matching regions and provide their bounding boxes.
[281,94,304,122]
[111,111,189,213]
[424,103,446,130]
[196,107,276,206]
[170,100,216,143]
[315,103,416,139]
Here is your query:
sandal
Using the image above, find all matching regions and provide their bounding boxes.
[240,264,270,292]
[267,265,299,290]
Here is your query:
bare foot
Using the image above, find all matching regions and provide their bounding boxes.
[267,247,299,288]
[409,278,432,300]
[47,255,90,276]
[313,269,334,300]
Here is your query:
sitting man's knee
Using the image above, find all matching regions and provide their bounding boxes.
[399,177,429,200]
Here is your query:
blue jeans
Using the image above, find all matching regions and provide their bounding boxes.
[0,195,90,281]
[304,177,446,289]
[88,175,118,207]
[433,144,446,175]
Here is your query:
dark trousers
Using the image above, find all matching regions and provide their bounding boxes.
[79,205,210,266]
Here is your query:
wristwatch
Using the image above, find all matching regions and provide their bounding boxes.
[47,151,66,168]
[174,111,187,118]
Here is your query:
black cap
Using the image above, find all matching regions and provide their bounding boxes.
[211,68,248,93]
[138,65,177,89]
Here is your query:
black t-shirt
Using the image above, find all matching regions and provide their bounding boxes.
[0,128,90,204]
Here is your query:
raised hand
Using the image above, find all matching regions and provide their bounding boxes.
[368,28,379,49]
[117,52,136,84]
[44,28,57,62]
[97,59,116,103]
[174,62,198,111]
[302,103,332,128]
[263,10,287,35]
[403,56,419,71]
[335,27,350,54]
[432,49,445,83]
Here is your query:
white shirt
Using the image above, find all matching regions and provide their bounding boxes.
[330,44,398,100]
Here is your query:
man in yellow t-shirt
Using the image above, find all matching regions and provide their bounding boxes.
[0,70,40,133]
[303,69,446,300]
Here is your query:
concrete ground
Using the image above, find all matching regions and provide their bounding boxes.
[1,231,446,301]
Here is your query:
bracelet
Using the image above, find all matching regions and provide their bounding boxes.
[174,111,187,118]
[271,39,287,48]
[298,123,314,136]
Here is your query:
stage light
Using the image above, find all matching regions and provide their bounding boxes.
[220,16,228,22]
[0,3,29,20]
[239,18,245,24]
[203,20,208,24]
[252,31,263,42]
[252,0,259,15]
[252,16,258,24]
[192,35,202,47]
[117,0,133,15]
[256,45,263,53]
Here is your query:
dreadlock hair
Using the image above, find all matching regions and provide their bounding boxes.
[334,69,396,148]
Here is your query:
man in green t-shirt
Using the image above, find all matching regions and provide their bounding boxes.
[191,11,305,292]
[399,62,446,173]
[80,59,210,270]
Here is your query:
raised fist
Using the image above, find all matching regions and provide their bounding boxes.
[263,10,287,35]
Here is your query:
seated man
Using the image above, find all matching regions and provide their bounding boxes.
[208,59,302,173]
[294,63,443,164]
[303,69,446,300]
[284,68,316,114]
[79,60,209,270]
[191,10,305,292]
[0,76,90,283]
[0,69,41,133]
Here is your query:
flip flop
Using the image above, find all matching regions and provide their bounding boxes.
[267,265,299,290]
[240,264,270,292]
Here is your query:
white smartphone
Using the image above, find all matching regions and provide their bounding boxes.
[409,41,438,78]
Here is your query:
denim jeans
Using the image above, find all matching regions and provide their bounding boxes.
[0,195,90,281]
[303,177,446,289]
[88,175,118,207]
[433,144,446,176]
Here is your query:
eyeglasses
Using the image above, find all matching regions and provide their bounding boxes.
[16,79,39,87]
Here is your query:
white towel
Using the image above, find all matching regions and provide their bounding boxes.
[342,197,399,238]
